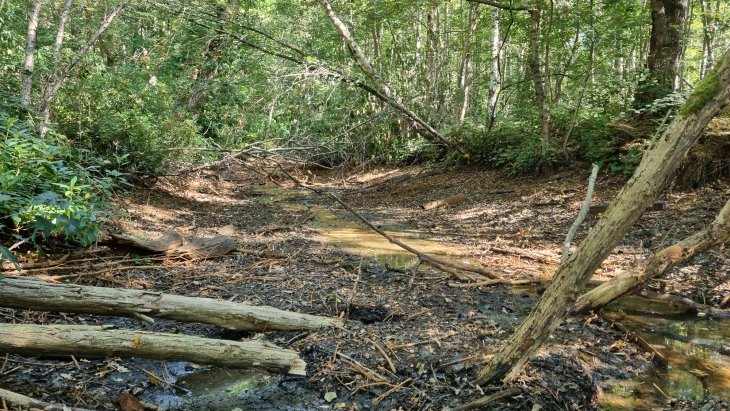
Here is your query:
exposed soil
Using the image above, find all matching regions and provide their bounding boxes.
[1,160,728,410]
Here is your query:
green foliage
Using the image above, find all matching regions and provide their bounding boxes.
[55,67,204,174]
[0,110,125,245]
[679,71,720,117]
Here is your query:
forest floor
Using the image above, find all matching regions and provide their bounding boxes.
[1,159,729,410]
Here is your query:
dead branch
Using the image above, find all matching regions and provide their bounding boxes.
[600,313,668,366]
[562,164,599,262]
[1,253,70,271]
[589,200,667,215]
[637,289,730,319]
[0,277,345,331]
[0,387,94,411]
[446,387,522,411]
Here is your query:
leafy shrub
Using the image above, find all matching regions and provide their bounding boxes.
[0,111,126,246]
[55,67,204,174]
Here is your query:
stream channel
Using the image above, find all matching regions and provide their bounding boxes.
[148,185,730,410]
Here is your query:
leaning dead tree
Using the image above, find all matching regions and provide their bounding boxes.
[0,277,344,331]
[319,0,456,150]
[0,324,306,375]
[477,50,730,384]
[574,197,730,313]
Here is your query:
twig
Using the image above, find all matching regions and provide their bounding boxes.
[562,164,599,263]
[373,377,412,405]
[448,278,545,288]
[365,338,397,374]
[336,352,389,382]
[446,387,522,411]
[601,313,667,366]
[1,253,71,271]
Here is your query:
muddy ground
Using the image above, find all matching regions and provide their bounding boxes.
[1,160,728,410]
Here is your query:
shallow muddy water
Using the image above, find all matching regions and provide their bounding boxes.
[154,184,729,410]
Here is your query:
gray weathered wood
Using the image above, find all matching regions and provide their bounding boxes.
[0,277,344,331]
[0,324,306,375]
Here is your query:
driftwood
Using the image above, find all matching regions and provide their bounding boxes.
[0,277,344,331]
[107,232,237,258]
[421,193,467,210]
[588,200,667,215]
[0,387,94,411]
[0,324,306,375]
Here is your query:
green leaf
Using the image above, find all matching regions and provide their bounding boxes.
[0,246,20,271]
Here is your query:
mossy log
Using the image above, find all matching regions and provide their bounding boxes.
[0,277,344,331]
[0,324,306,375]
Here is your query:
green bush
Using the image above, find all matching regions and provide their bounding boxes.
[55,67,204,174]
[0,111,126,246]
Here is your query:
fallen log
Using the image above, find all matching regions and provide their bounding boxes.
[575,197,730,313]
[0,387,94,411]
[588,200,666,215]
[421,193,467,210]
[0,324,306,375]
[174,235,237,258]
[636,289,730,319]
[108,232,184,253]
[0,277,344,331]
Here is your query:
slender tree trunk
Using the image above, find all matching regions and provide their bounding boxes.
[52,0,73,64]
[457,4,480,124]
[477,51,730,385]
[487,9,501,130]
[20,0,43,108]
[318,0,455,149]
[527,9,551,156]
[635,0,688,107]
[38,0,130,137]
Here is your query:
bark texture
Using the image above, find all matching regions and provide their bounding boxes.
[635,0,688,106]
[20,0,43,107]
[0,324,306,375]
[0,277,345,331]
[477,50,730,385]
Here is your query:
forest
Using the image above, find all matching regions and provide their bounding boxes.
[0,0,729,409]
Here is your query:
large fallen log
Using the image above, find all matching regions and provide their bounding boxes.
[0,277,344,331]
[0,324,306,375]
[108,232,184,252]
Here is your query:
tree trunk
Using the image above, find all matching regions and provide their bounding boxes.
[20,0,43,108]
[487,9,500,130]
[574,197,730,313]
[635,0,688,107]
[477,50,730,385]
[319,0,456,150]
[527,9,551,156]
[0,277,344,331]
[52,0,73,64]
[0,324,306,375]
[38,0,130,137]
[457,3,480,124]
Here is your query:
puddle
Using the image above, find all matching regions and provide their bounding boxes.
[255,184,477,271]
[600,307,730,409]
[147,366,321,410]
